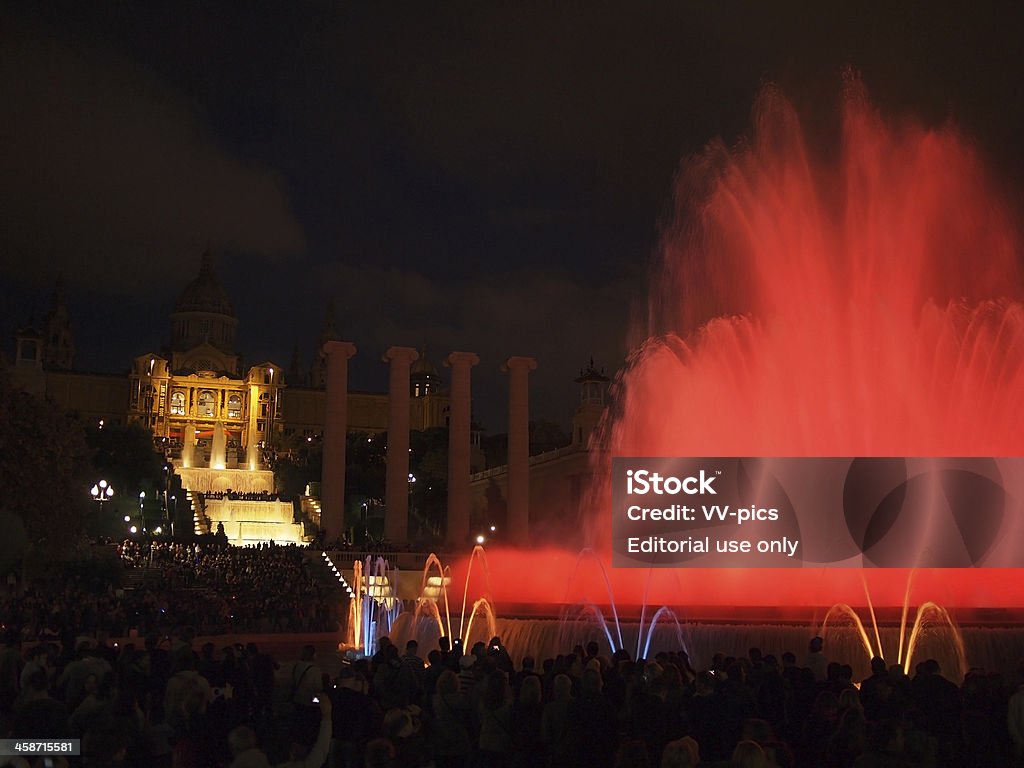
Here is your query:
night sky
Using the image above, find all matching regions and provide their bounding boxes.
[3,2,1024,431]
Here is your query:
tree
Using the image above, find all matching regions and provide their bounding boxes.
[529,420,571,454]
[345,432,386,507]
[85,421,163,497]
[480,420,571,469]
[409,427,449,542]
[83,420,164,535]
[274,434,323,500]
[0,373,91,554]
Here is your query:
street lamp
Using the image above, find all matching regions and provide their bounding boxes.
[90,479,114,507]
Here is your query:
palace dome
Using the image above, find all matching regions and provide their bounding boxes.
[411,351,438,376]
[174,252,235,317]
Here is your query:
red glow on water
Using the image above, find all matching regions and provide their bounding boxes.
[478,79,1024,611]
[463,547,1024,613]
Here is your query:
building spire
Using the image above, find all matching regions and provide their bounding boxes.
[200,248,214,276]
[42,275,75,370]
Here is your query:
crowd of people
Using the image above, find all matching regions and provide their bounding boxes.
[0,542,338,642]
[2,620,1022,768]
[3,538,1023,767]
[300,636,1024,768]
[118,541,339,635]
[0,627,292,766]
[198,491,282,503]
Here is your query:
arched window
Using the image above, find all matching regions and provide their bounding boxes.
[170,391,186,416]
[227,394,242,419]
[581,381,603,405]
[198,390,215,418]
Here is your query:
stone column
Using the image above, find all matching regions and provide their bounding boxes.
[183,420,196,468]
[246,384,260,470]
[322,340,357,544]
[445,352,479,546]
[384,346,418,545]
[503,356,537,545]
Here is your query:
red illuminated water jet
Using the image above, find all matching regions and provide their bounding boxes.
[473,77,1024,613]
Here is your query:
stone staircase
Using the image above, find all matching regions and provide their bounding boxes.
[306,550,350,599]
[299,496,321,528]
[189,490,211,534]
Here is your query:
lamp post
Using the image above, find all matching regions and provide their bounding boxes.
[162,463,173,538]
[90,480,114,538]
[408,472,417,539]
[90,479,114,508]
[266,367,276,464]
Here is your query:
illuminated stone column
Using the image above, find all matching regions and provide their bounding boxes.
[246,379,264,470]
[211,422,226,470]
[183,420,196,468]
[503,356,537,545]
[445,352,479,545]
[384,346,418,545]
[322,340,357,544]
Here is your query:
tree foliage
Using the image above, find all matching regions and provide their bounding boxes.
[481,419,571,468]
[409,427,449,541]
[345,432,386,504]
[85,421,163,496]
[0,374,91,550]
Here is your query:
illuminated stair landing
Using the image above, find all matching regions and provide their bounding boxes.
[203,498,309,546]
[173,466,311,546]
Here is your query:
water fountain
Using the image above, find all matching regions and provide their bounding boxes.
[820,571,969,681]
[445,76,1024,677]
[336,553,403,657]
[388,546,499,655]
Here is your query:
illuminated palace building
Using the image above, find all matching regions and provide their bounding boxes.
[11,254,600,546]
[11,254,451,545]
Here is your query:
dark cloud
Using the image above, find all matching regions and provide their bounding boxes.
[312,262,642,429]
[0,15,304,295]
[4,2,1024,424]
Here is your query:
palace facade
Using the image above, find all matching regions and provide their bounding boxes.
[9,254,451,544]
[13,254,450,465]
[10,254,606,546]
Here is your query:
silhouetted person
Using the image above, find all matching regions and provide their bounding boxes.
[13,668,68,738]
[805,636,828,682]
[565,668,619,768]
[510,675,544,768]
[909,659,961,740]
[852,719,913,767]
[330,668,381,768]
